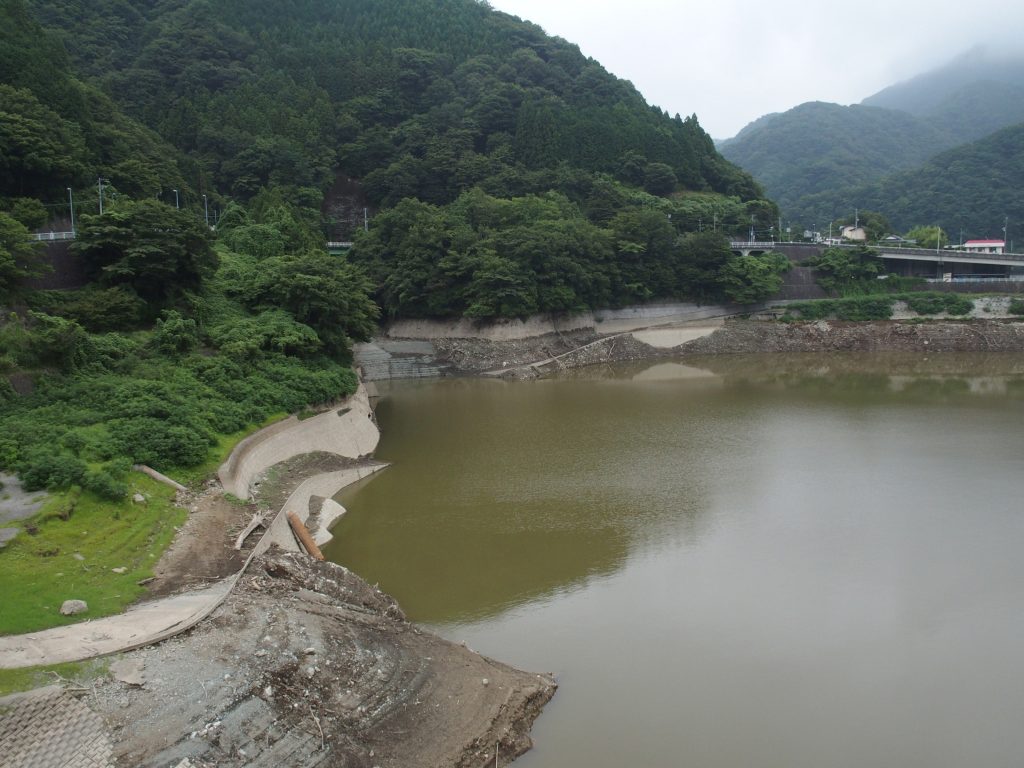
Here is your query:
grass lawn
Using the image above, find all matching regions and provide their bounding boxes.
[0,659,109,697]
[0,475,185,636]
[0,412,286,638]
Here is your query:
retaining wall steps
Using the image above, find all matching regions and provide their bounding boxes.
[354,342,447,381]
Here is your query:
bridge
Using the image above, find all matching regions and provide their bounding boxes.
[732,241,1024,273]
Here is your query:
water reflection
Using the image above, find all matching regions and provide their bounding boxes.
[325,353,1024,626]
[324,353,1024,767]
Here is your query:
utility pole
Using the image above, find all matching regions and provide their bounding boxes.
[67,188,75,235]
[749,214,755,244]
[203,194,209,227]
[1004,216,1009,252]
[97,177,106,214]
[363,207,369,232]
[173,189,179,209]
[713,213,717,232]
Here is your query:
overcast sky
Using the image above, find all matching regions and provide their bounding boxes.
[488,0,1023,139]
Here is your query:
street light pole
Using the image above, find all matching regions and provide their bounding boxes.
[67,187,75,235]
[173,189,179,210]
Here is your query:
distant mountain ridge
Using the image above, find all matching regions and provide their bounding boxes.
[861,48,1024,116]
[718,101,954,218]
[720,47,1024,229]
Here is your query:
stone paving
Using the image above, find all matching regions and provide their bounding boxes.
[0,686,112,768]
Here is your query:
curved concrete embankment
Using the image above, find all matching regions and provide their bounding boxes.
[256,464,388,553]
[218,383,379,500]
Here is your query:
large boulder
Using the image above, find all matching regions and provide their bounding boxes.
[60,599,88,616]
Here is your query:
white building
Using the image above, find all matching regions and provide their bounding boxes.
[963,239,1005,254]
[841,225,867,242]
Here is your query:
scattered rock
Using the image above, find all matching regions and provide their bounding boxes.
[133,493,147,504]
[60,599,88,615]
[72,553,85,561]
[112,567,127,574]
[111,658,146,686]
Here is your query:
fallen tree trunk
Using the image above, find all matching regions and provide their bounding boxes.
[132,464,187,492]
[287,511,325,560]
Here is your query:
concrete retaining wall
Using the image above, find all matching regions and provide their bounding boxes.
[218,385,379,500]
[385,302,753,341]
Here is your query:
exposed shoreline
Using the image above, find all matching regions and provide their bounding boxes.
[427,318,1024,380]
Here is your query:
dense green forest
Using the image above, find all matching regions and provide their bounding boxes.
[797,122,1024,240]
[718,102,954,224]
[1,0,784,495]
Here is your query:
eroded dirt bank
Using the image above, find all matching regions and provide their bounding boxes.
[433,320,1024,378]
[92,550,556,768]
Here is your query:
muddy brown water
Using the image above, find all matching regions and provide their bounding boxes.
[323,353,1024,767]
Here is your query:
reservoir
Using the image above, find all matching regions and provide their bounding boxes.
[323,353,1024,767]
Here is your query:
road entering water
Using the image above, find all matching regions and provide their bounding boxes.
[323,353,1024,767]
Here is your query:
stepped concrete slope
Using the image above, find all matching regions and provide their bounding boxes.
[353,340,447,381]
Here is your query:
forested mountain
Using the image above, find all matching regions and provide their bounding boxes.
[797,123,1024,240]
[12,0,781,316]
[1,0,787,493]
[720,49,1024,230]
[718,102,953,220]
[26,0,762,207]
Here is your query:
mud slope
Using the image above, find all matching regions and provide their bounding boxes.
[93,550,556,768]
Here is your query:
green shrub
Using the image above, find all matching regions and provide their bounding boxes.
[1009,298,1024,315]
[152,310,199,356]
[18,450,87,491]
[28,287,146,332]
[906,293,947,315]
[943,296,974,315]
[83,469,127,500]
[833,297,893,321]
[784,297,893,321]
[905,292,974,316]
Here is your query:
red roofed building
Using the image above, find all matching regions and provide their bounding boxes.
[963,239,1005,254]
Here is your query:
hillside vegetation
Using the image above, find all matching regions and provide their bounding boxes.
[719,102,953,221]
[2,0,784,503]
[798,122,1024,239]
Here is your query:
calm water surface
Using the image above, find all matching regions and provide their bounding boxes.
[323,353,1024,767]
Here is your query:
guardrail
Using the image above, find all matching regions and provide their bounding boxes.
[30,231,76,241]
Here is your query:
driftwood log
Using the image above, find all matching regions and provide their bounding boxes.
[286,511,325,560]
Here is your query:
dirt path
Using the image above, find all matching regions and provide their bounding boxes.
[144,483,259,599]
